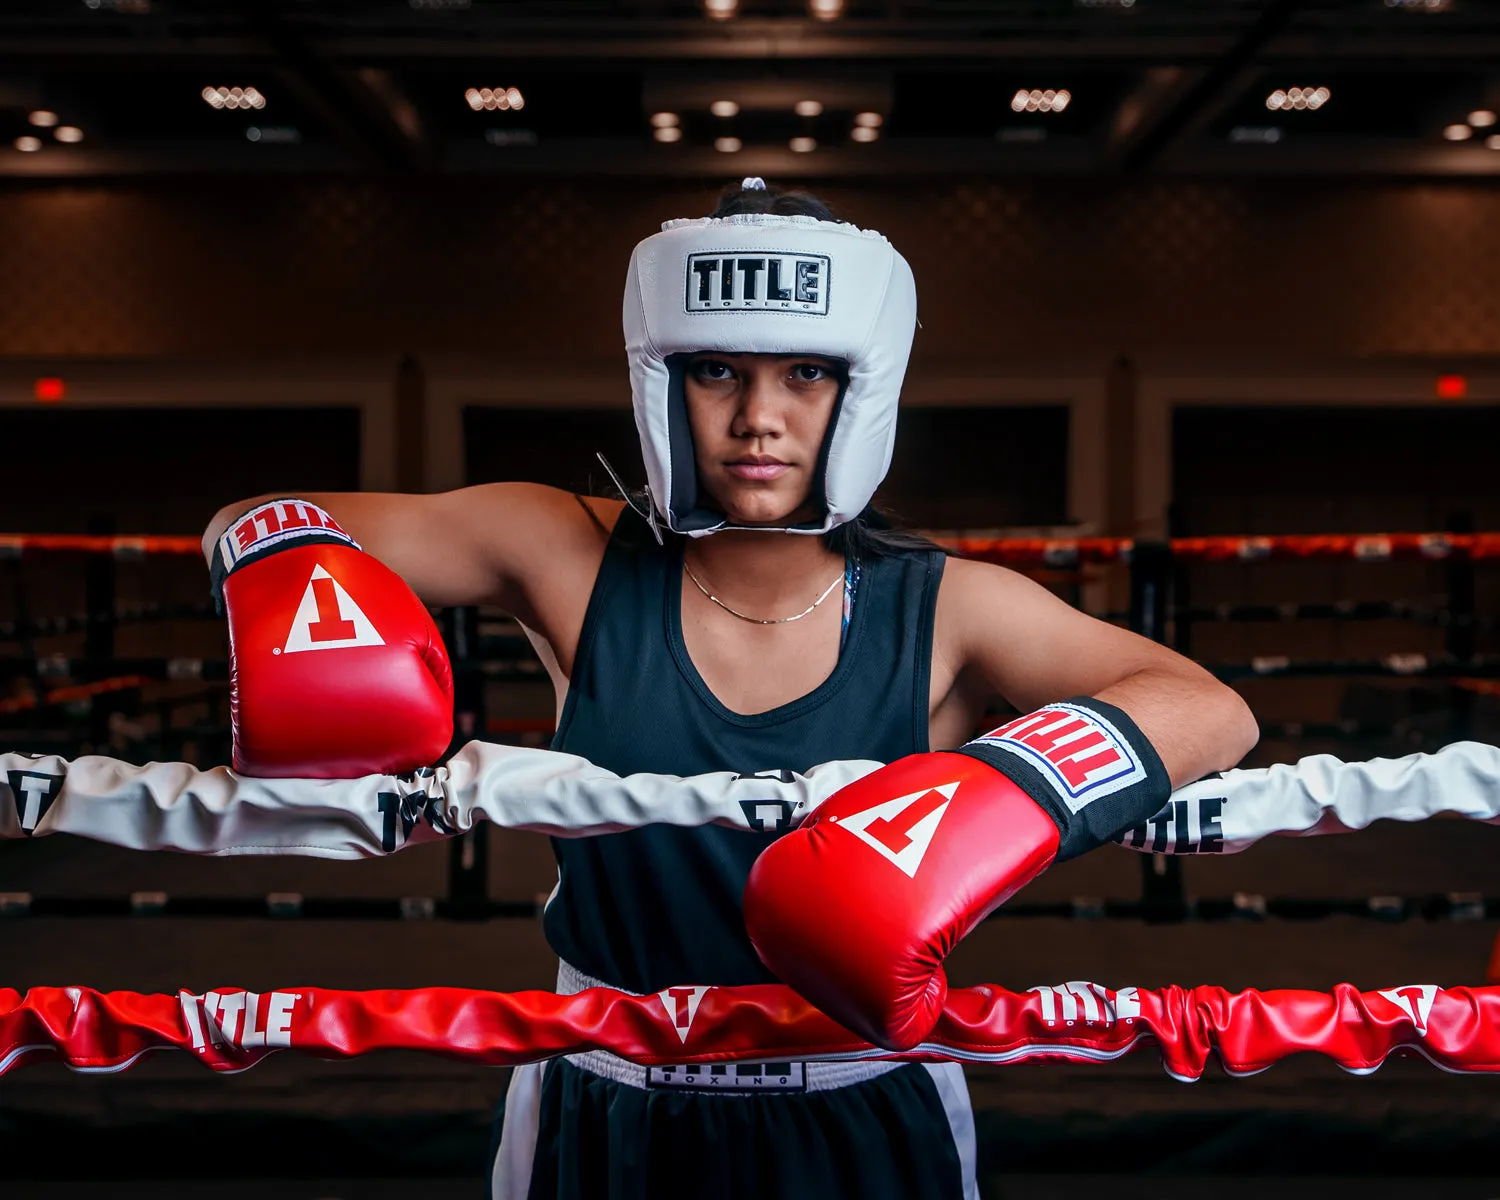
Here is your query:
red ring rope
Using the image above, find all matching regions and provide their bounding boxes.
[943,532,1500,566]
[4,980,1496,1082]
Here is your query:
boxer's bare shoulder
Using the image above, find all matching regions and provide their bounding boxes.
[204,484,624,682]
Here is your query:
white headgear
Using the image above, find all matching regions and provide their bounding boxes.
[622,212,917,536]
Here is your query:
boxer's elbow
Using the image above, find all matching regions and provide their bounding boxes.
[202,504,238,562]
[1155,656,1258,774]
[1206,682,1258,771]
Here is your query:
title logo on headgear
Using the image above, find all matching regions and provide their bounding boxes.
[684,251,831,316]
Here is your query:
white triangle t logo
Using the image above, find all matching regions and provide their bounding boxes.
[281,565,386,654]
[1377,984,1439,1035]
[658,985,711,1044]
[833,782,959,879]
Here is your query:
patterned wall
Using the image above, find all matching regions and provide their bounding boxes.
[2,176,1498,361]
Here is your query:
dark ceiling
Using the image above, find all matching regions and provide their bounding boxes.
[1,0,1497,178]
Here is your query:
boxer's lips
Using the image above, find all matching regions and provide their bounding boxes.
[726,458,790,481]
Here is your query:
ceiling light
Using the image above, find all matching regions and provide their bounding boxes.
[714,136,742,153]
[1443,123,1473,141]
[709,100,740,119]
[28,111,58,129]
[653,125,683,143]
[650,111,680,129]
[14,136,41,153]
[1468,110,1497,128]
[853,112,884,128]
[1011,89,1071,114]
[202,86,265,111]
[1266,87,1329,112]
[808,0,843,17]
[703,0,738,17]
[466,87,524,113]
[850,125,879,143]
[1488,134,1500,151]
[789,136,817,153]
[794,100,823,118]
[54,126,84,144]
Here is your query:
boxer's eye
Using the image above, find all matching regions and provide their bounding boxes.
[691,359,734,382]
[790,363,829,383]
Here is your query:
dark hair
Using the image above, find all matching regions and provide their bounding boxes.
[709,178,840,222]
[825,504,949,560]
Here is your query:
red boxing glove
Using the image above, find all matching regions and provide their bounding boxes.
[744,699,1170,1051]
[213,499,453,779]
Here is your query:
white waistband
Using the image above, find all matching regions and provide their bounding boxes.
[556,959,899,1094]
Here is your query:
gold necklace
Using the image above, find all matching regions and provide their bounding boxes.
[683,557,845,626]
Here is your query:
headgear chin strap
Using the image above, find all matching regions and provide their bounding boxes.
[623,213,918,537]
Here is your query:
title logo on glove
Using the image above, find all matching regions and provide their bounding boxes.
[684,252,830,315]
[218,500,355,571]
[974,703,1145,813]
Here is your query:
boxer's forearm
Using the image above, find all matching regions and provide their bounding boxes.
[942,560,1255,787]
[1093,665,1258,788]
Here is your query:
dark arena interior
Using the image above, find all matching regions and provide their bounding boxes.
[3,1,1500,1197]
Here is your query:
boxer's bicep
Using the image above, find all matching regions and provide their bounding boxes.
[940,557,1205,711]
[344,483,617,620]
[941,558,1257,781]
[458,485,622,629]
[203,485,556,615]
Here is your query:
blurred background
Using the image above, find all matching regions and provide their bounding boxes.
[2,1,1500,1195]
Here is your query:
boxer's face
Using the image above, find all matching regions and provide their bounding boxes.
[682,352,844,528]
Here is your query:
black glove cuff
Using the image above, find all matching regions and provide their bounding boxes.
[956,696,1172,861]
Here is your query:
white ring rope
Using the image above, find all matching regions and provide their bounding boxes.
[2,740,1499,860]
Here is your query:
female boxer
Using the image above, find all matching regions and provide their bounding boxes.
[203,179,1257,1200]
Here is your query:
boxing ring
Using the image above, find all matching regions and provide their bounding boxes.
[3,528,1500,1182]
[6,526,1500,921]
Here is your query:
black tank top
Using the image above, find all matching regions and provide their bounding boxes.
[544,507,946,993]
